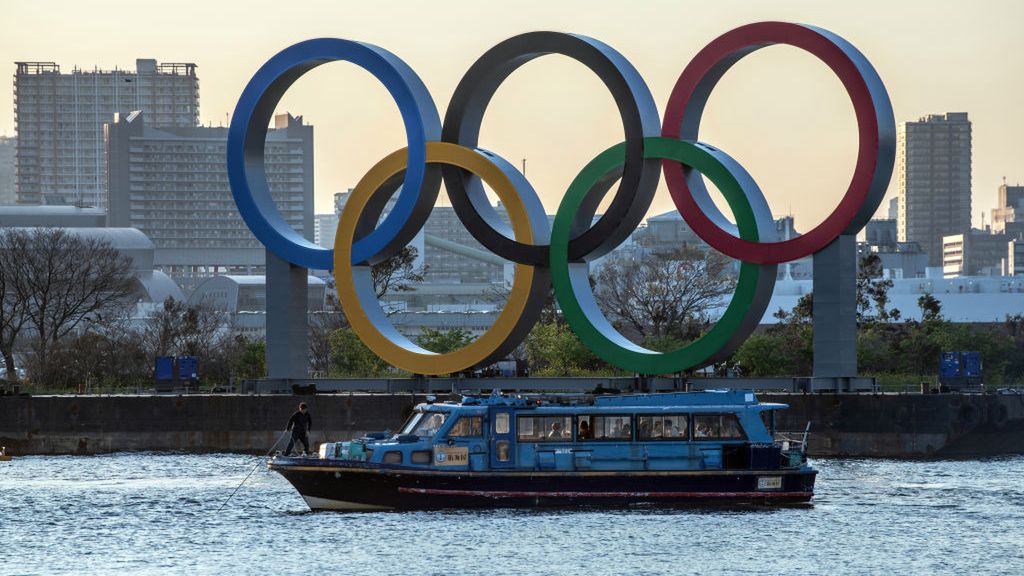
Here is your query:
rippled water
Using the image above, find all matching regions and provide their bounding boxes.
[1,454,1023,575]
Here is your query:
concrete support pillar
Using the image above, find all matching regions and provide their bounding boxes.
[266,249,308,379]
[812,234,858,378]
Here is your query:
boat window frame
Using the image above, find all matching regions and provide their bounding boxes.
[692,412,747,441]
[577,414,634,442]
[636,414,690,441]
[399,411,425,435]
[446,415,483,438]
[409,411,448,439]
[516,414,573,443]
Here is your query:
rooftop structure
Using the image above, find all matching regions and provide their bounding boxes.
[0,204,106,228]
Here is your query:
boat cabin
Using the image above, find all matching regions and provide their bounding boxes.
[323,391,799,472]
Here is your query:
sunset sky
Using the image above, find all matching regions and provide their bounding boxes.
[2,0,1021,232]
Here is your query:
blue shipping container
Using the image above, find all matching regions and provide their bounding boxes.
[178,356,199,380]
[962,351,982,377]
[155,356,174,381]
[939,352,961,379]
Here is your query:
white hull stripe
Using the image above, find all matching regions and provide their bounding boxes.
[301,495,394,511]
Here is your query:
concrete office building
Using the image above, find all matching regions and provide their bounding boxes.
[0,136,15,204]
[991,180,1024,234]
[14,59,199,206]
[1008,239,1024,277]
[106,111,313,294]
[942,230,1012,277]
[865,219,898,247]
[188,275,326,335]
[897,113,972,267]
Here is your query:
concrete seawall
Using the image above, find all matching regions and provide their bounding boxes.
[1,392,1022,458]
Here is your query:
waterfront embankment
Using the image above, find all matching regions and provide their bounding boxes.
[1,392,1022,457]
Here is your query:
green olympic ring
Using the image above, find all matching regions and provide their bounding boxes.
[550,137,776,374]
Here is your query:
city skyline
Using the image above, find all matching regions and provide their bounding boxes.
[1,0,1022,232]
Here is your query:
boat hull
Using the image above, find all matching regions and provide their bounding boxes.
[269,458,816,511]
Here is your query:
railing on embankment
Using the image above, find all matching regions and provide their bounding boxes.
[1,390,1022,458]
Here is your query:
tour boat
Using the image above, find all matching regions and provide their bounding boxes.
[269,391,816,511]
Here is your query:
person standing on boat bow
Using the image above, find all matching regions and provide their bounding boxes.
[284,402,313,456]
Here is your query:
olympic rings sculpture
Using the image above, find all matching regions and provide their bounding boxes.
[227,21,895,376]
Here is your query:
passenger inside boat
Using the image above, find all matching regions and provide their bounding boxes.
[413,413,446,438]
[577,420,592,440]
[548,421,566,439]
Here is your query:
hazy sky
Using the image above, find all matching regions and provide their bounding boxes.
[2,0,1022,232]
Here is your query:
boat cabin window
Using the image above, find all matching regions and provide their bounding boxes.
[517,415,572,442]
[448,416,483,438]
[495,440,511,461]
[582,415,632,441]
[693,413,746,440]
[410,412,447,438]
[494,413,510,434]
[399,412,424,435]
[637,414,688,440]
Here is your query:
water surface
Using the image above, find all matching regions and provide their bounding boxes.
[1,454,1022,575]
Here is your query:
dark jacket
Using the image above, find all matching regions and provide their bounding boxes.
[287,410,312,436]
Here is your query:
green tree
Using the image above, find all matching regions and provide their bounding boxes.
[328,327,393,377]
[416,327,473,354]
[857,253,900,323]
[236,339,266,380]
[525,322,608,376]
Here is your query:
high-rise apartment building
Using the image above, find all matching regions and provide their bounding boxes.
[106,111,313,293]
[897,112,972,267]
[0,136,14,204]
[15,59,199,206]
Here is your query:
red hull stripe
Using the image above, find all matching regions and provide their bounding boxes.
[397,487,813,499]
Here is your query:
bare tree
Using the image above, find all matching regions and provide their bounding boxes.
[0,230,31,381]
[2,229,136,384]
[593,245,735,342]
[142,297,231,358]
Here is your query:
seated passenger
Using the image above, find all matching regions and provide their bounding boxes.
[611,419,624,438]
[578,420,592,440]
[638,420,651,439]
[696,423,711,438]
[652,421,664,438]
[548,421,566,439]
[419,413,444,437]
[621,423,632,439]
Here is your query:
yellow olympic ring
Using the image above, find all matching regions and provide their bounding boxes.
[334,142,547,375]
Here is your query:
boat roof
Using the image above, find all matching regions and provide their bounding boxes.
[417,391,788,413]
